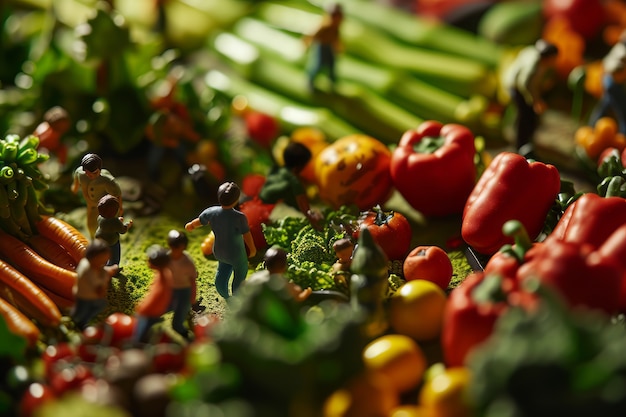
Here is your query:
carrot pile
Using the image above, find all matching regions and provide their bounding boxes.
[0,134,89,346]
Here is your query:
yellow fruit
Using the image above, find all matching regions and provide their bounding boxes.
[388,279,447,341]
[362,334,427,394]
[390,405,430,417]
[418,366,473,417]
[323,372,399,417]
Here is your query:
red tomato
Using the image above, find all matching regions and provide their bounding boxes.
[239,197,275,252]
[354,206,412,260]
[245,111,279,147]
[49,363,93,396]
[19,382,56,417]
[104,312,136,347]
[403,246,453,290]
[41,343,75,379]
[543,0,606,39]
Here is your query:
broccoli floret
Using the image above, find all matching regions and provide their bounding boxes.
[290,225,337,266]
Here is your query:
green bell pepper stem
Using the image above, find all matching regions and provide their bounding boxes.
[500,220,532,262]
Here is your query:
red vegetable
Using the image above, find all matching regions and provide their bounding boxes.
[354,205,412,261]
[543,0,606,39]
[403,245,453,290]
[390,120,476,217]
[461,151,560,255]
[239,197,274,253]
[245,110,279,147]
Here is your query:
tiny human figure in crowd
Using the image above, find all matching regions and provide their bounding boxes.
[259,141,323,228]
[304,2,344,91]
[166,229,198,340]
[95,194,132,267]
[32,106,71,165]
[185,181,256,299]
[71,239,118,330]
[133,245,174,343]
[246,246,313,302]
[71,153,123,239]
[504,39,559,158]
[331,237,355,293]
[589,30,626,133]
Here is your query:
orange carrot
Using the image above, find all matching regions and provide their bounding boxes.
[35,215,88,263]
[40,287,74,312]
[0,229,77,300]
[0,297,40,347]
[0,260,61,326]
[28,234,78,271]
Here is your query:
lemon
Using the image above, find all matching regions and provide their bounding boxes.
[388,279,447,341]
[362,334,427,394]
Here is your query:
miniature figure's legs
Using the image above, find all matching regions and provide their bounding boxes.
[307,44,334,90]
[87,205,99,239]
[71,298,107,330]
[601,75,626,133]
[231,256,250,295]
[170,287,192,338]
[133,315,161,343]
[214,261,234,298]
[108,241,121,266]
[511,89,539,151]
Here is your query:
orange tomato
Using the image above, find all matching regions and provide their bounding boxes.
[323,372,399,417]
[314,134,393,210]
[418,365,473,417]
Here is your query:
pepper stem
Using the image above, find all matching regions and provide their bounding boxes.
[500,220,532,263]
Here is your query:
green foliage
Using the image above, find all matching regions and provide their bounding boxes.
[469,284,626,417]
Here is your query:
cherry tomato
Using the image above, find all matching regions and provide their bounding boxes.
[403,246,453,290]
[19,382,56,417]
[245,111,279,148]
[104,312,136,347]
[41,343,75,379]
[354,206,412,261]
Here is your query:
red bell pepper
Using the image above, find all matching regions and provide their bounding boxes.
[441,272,524,367]
[550,192,626,248]
[461,151,561,255]
[596,223,626,313]
[390,120,476,217]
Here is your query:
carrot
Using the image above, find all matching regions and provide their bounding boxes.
[35,215,88,263]
[40,287,74,312]
[28,234,78,271]
[0,228,77,300]
[0,297,40,347]
[0,260,61,326]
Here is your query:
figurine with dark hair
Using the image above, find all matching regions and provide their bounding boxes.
[246,246,313,302]
[304,2,344,91]
[71,238,118,330]
[589,31,626,133]
[166,229,197,339]
[504,39,559,157]
[259,141,322,227]
[185,182,256,299]
[95,194,132,267]
[133,245,174,343]
[32,106,72,165]
[331,237,354,292]
[71,153,123,239]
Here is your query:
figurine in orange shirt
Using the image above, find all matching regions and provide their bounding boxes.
[32,106,71,164]
[132,245,174,343]
[304,3,344,91]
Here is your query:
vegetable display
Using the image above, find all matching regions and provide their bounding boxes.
[390,120,477,217]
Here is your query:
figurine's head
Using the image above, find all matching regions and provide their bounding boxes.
[333,237,354,261]
[84,238,111,268]
[44,106,71,132]
[81,153,102,175]
[217,181,241,207]
[283,142,312,172]
[97,194,120,219]
[328,3,343,22]
[535,39,558,61]
[167,229,189,250]
[264,246,288,274]
[146,244,170,269]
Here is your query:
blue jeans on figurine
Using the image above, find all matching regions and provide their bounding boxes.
[71,298,107,330]
[215,256,249,299]
[308,43,336,90]
[589,73,626,133]
[169,287,192,338]
[107,241,120,267]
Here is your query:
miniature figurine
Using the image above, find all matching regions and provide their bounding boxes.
[32,106,71,165]
[166,229,198,340]
[185,181,257,299]
[258,141,322,228]
[331,237,354,293]
[133,244,174,343]
[71,238,119,330]
[246,246,313,302]
[504,39,559,157]
[71,153,123,239]
[304,2,344,91]
[95,194,132,267]
[588,31,626,134]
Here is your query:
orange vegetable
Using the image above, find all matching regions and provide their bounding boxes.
[27,234,77,271]
[35,215,88,263]
[201,231,215,257]
[0,297,40,347]
[0,259,61,326]
[0,229,77,300]
[542,16,585,79]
